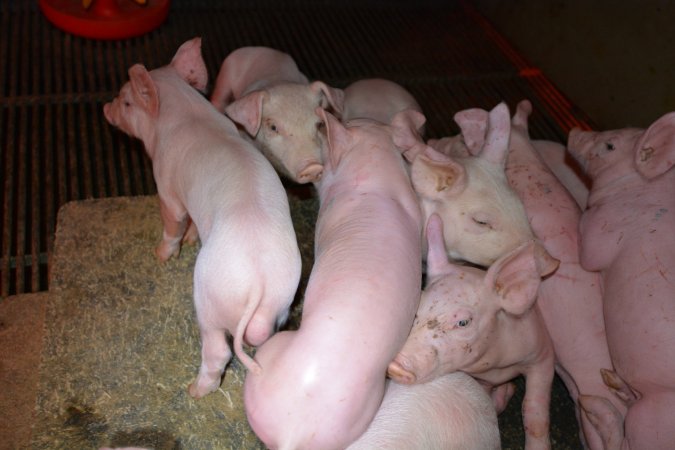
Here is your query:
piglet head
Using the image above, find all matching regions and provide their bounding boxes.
[409,102,532,267]
[567,126,644,188]
[410,145,532,267]
[388,214,557,384]
[103,64,160,151]
[225,81,344,184]
[569,112,675,184]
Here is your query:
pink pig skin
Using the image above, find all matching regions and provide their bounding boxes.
[342,78,425,133]
[243,110,423,450]
[210,46,344,184]
[531,139,590,210]
[210,46,309,112]
[347,372,500,450]
[103,38,301,399]
[406,103,533,267]
[388,213,559,450]
[567,113,675,450]
[506,100,625,450]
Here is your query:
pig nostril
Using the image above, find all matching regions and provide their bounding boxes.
[387,360,417,384]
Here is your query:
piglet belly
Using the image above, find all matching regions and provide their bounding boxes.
[602,255,675,392]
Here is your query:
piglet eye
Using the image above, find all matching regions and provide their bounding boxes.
[605,142,615,151]
[457,318,472,328]
[270,124,278,132]
[123,101,131,107]
[472,217,493,229]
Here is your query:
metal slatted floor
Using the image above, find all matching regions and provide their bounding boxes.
[0,0,595,297]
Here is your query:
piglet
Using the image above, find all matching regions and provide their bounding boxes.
[243,109,423,450]
[347,372,500,450]
[388,213,559,450]
[103,38,301,399]
[342,78,424,133]
[567,113,675,450]
[505,100,624,450]
[401,103,533,267]
[211,46,344,184]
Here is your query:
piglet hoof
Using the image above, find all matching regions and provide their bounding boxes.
[386,361,417,384]
[155,243,180,263]
[578,395,624,450]
[600,368,639,406]
[182,222,199,246]
[188,380,217,399]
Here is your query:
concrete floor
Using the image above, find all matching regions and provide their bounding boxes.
[474,0,675,130]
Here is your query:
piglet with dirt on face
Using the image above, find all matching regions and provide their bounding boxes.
[244,109,424,450]
[211,46,344,184]
[388,213,559,450]
[103,38,301,399]
[567,113,675,450]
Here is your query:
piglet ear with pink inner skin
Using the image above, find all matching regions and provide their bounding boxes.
[486,240,558,317]
[310,81,345,117]
[169,37,209,93]
[453,107,489,156]
[410,145,467,199]
[317,107,353,169]
[128,64,159,118]
[633,111,675,179]
[224,90,266,136]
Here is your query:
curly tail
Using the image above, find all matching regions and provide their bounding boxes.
[232,290,264,375]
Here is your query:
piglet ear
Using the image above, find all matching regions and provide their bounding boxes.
[169,37,208,93]
[454,107,489,156]
[486,240,558,316]
[634,111,675,179]
[411,146,467,199]
[512,99,533,131]
[317,107,352,169]
[128,64,159,117]
[479,102,511,166]
[391,109,427,162]
[311,81,345,117]
[225,90,265,136]
[424,213,453,279]
[427,135,471,158]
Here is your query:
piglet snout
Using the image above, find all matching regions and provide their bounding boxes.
[297,162,323,183]
[103,102,115,126]
[387,360,417,384]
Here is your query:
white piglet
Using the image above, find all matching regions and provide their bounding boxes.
[103,38,301,399]
[211,46,344,184]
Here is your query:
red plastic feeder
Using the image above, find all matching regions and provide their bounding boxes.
[39,0,170,40]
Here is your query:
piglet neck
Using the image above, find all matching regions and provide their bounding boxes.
[587,170,650,208]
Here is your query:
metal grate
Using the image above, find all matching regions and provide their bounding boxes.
[0,0,595,297]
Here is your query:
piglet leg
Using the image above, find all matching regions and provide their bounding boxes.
[188,327,232,399]
[522,364,554,450]
[155,199,189,262]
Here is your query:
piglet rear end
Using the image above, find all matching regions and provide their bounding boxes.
[103,38,302,399]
